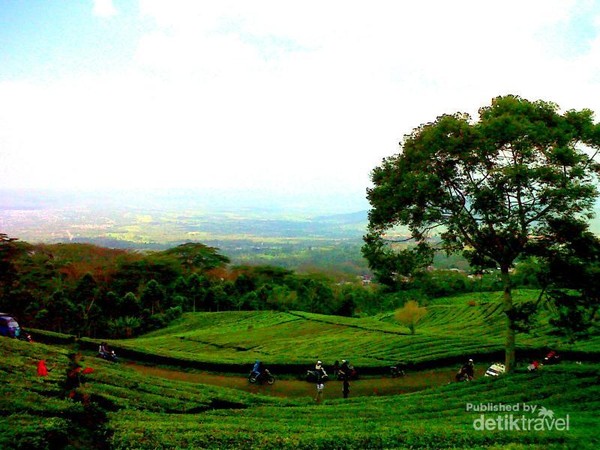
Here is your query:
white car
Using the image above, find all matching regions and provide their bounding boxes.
[485,363,506,377]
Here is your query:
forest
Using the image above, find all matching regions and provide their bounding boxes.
[0,232,546,340]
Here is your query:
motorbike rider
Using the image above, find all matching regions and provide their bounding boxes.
[98,342,115,359]
[456,358,474,381]
[332,360,340,378]
[251,360,264,379]
[314,361,327,402]
[544,350,560,365]
[315,360,327,380]
[391,361,406,377]
[339,360,351,380]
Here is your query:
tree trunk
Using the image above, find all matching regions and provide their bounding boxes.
[501,267,516,372]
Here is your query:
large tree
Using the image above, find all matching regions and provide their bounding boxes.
[363,95,600,371]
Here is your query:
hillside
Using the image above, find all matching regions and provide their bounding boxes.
[2,328,598,449]
[77,290,599,371]
[3,290,599,448]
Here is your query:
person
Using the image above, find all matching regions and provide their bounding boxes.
[251,360,263,379]
[465,359,475,379]
[99,342,111,357]
[544,350,560,365]
[391,361,406,377]
[342,377,350,399]
[64,352,94,401]
[332,360,340,378]
[527,360,540,372]
[339,360,349,380]
[314,360,327,403]
[37,359,49,377]
[456,358,475,381]
[65,353,84,398]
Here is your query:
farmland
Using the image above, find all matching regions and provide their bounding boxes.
[82,289,600,369]
[2,289,599,449]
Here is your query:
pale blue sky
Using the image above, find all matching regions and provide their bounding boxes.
[1,0,600,209]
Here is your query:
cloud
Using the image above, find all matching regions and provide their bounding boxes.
[2,0,600,196]
[93,0,117,18]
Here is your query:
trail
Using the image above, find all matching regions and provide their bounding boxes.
[125,362,487,399]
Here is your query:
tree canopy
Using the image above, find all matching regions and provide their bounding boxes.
[363,95,600,371]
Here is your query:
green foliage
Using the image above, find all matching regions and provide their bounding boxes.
[108,316,143,338]
[105,291,600,367]
[394,300,427,334]
[161,242,231,272]
[2,214,598,344]
[364,95,600,371]
[412,270,471,298]
[527,218,600,342]
[140,279,166,315]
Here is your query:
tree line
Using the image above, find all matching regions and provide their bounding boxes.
[0,236,378,338]
[2,230,562,340]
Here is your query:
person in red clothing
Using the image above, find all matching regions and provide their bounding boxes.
[37,360,49,377]
[64,352,94,402]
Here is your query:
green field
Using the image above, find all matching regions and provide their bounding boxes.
[93,290,600,369]
[2,289,599,449]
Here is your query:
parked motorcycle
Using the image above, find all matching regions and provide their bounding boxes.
[248,369,275,385]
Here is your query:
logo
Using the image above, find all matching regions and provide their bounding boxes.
[466,403,570,431]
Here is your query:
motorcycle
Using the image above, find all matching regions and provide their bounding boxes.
[390,363,406,378]
[306,369,329,383]
[98,350,118,363]
[337,367,359,380]
[455,367,473,382]
[248,369,275,385]
[543,350,560,365]
[17,330,33,342]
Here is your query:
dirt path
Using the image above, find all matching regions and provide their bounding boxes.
[126,362,487,399]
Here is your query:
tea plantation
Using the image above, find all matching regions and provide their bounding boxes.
[1,289,598,449]
[88,289,600,369]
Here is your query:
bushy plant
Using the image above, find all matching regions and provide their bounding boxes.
[394,300,427,334]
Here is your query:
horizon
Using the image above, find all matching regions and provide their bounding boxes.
[0,186,370,216]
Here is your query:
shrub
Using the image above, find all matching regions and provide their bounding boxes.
[394,300,427,334]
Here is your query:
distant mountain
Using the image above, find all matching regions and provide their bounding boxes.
[313,210,368,224]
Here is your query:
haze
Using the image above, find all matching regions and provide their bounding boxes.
[2,1,600,213]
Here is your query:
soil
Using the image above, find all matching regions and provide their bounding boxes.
[125,362,488,399]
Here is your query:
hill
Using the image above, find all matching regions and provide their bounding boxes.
[70,290,599,372]
[2,328,598,449]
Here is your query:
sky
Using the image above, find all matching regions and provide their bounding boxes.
[1,0,600,211]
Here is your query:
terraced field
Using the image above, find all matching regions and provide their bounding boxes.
[3,289,598,448]
[2,336,598,449]
[100,290,600,369]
